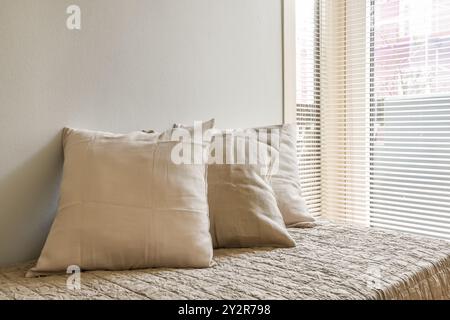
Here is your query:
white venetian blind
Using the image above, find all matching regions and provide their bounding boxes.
[296,0,322,217]
[319,0,450,240]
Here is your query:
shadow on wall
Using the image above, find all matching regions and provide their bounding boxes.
[0,132,63,267]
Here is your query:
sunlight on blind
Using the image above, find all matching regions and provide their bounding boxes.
[319,0,450,240]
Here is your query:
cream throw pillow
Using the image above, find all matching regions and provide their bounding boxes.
[207,132,295,248]
[27,128,212,277]
[252,124,315,227]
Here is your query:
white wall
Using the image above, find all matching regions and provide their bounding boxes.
[0,0,283,266]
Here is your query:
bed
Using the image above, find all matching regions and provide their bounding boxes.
[1,222,449,300]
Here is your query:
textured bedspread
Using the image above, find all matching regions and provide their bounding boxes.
[1,223,449,300]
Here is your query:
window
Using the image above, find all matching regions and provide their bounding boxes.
[370,0,450,239]
[295,0,450,240]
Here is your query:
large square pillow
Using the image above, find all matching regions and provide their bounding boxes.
[27,128,212,277]
[173,122,315,227]
[252,123,315,227]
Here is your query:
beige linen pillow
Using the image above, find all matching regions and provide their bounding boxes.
[207,132,295,248]
[27,128,212,277]
[252,124,315,227]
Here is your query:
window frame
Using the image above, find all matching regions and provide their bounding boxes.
[282,0,297,123]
